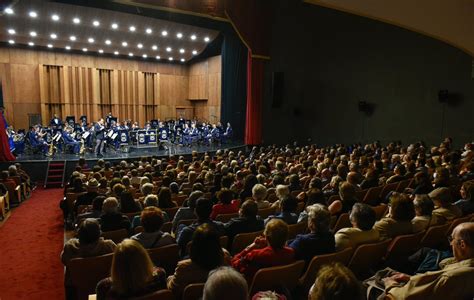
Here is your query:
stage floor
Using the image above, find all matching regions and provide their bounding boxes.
[14,141,246,162]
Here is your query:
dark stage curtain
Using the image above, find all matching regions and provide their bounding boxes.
[221,31,247,141]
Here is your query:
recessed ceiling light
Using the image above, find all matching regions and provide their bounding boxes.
[137,43,143,49]
[98,49,104,54]
[152,45,157,50]
[88,38,94,43]
[105,40,111,45]
[166,47,172,52]
[111,23,118,29]
[8,40,14,44]
[114,51,119,55]
[73,18,80,24]
[65,46,71,50]
[192,50,197,55]
[146,28,152,34]
[128,52,133,57]
[156,56,161,59]
[93,20,100,27]
[168,57,173,61]
[47,44,53,48]
[4,8,14,15]
[179,48,185,53]
[70,35,76,41]
[180,58,185,62]
[52,14,60,21]
[82,48,88,52]
[50,33,57,39]
[122,42,128,47]
[28,42,34,46]
[129,26,136,32]
[161,30,168,36]
[190,34,196,40]
[30,31,37,37]
[204,36,210,42]
[7,29,15,35]
[176,33,183,39]
[29,11,37,18]
[142,54,147,58]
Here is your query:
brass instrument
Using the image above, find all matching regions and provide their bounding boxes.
[48,141,56,156]
[79,138,85,155]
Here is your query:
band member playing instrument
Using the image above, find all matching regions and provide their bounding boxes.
[105,112,114,128]
[223,122,233,141]
[94,118,106,157]
[62,126,80,154]
[29,125,49,155]
[50,114,62,132]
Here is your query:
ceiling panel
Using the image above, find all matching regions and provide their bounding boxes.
[0,0,220,62]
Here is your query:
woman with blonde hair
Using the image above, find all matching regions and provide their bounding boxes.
[96,239,166,299]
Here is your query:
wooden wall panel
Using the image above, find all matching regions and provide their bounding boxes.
[0,47,221,129]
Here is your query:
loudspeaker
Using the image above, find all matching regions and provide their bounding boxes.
[438,90,449,102]
[271,72,284,108]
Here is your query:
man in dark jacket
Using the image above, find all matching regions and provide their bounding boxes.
[225,200,264,243]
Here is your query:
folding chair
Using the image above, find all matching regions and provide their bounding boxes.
[182,283,205,300]
[148,244,180,275]
[362,186,383,206]
[419,223,451,248]
[383,231,425,267]
[101,229,129,244]
[347,239,392,279]
[288,221,308,240]
[258,206,276,219]
[232,230,264,255]
[332,213,351,232]
[69,254,113,300]
[215,212,239,223]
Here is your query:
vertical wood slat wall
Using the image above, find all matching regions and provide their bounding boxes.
[39,65,160,126]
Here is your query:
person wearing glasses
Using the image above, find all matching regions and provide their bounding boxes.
[382,222,474,299]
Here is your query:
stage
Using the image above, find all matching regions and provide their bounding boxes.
[3,141,247,185]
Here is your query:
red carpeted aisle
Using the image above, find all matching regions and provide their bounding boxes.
[0,188,65,300]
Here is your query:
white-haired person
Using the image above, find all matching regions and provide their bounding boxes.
[202,267,248,300]
[252,183,270,209]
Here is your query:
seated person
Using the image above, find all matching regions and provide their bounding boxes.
[210,188,240,219]
[132,195,170,228]
[359,169,379,190]
[157,187,178,209]
[406,172,433,195]
[225,200,265,243]
[265,195,299,225]
[335,203,379,251]
[373,193,414,240]
[455,181,474,216]
[309,263,363,300]
[328,182,358,215]
[429,187,462,224]
[172,191,203,233]
[252,183,270,209]
[231,218,295,281]
[167,223,229,299]
[176,197,225,257]
[203,267,248,300]
[74,178,100,215]
[75,196,106,224]
[382,222,474,299]
[270,184,290,211]
[131,207,175,249]
[386,164,406,184]
[99,197,131,232]
[61,219,116,293]
[288,204,335,263]
[119,190,142,213]
[412,194,438,232]
[96,239,166,300]
[62,127,80,154]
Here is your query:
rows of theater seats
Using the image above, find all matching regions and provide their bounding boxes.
[0,165,32,221]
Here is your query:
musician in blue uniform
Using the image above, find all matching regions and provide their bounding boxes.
[181,123,192,146]
[50,114,62,132]
[62,126,80,154]
[109,120,120,149]
[208,124,220,144]
[223,122,233,142]
[105,112,114,128]
[28,125,48,155]
[94,118,106,157]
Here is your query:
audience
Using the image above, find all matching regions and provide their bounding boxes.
[455,181,474,215]
[202,267,248,300]
[171,191,203,233]
[411,194,437,232]
[119,190,142,213]
[232,219,295,280]
[100,197,131,232]
[96,239,166,299]
[210,188,239,219]
[328,182,358,215]
[335,203,379,250]
[251,184,270,209]
[131,207,175,249]
[167,223,228,298]
[266,195,299,225]
[430,187,462,223]
[224,199,264,243]
[373,193,414,240]
[309,263,363,300]
[288,204,335,263]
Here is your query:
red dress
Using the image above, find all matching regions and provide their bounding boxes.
[231,245,295,280]
[210,200,240,219]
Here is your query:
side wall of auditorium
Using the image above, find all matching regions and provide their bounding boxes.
[262,0,474,147]
[0,47,221,129]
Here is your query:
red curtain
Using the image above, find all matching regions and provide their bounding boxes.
[245,51,265,145]
[0,110,15,161]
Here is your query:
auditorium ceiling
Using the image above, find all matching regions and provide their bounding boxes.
[0,0,220,62]
[305,0,474,56]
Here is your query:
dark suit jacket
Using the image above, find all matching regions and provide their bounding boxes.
[224,216,264,242]
[74,191,99,213]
